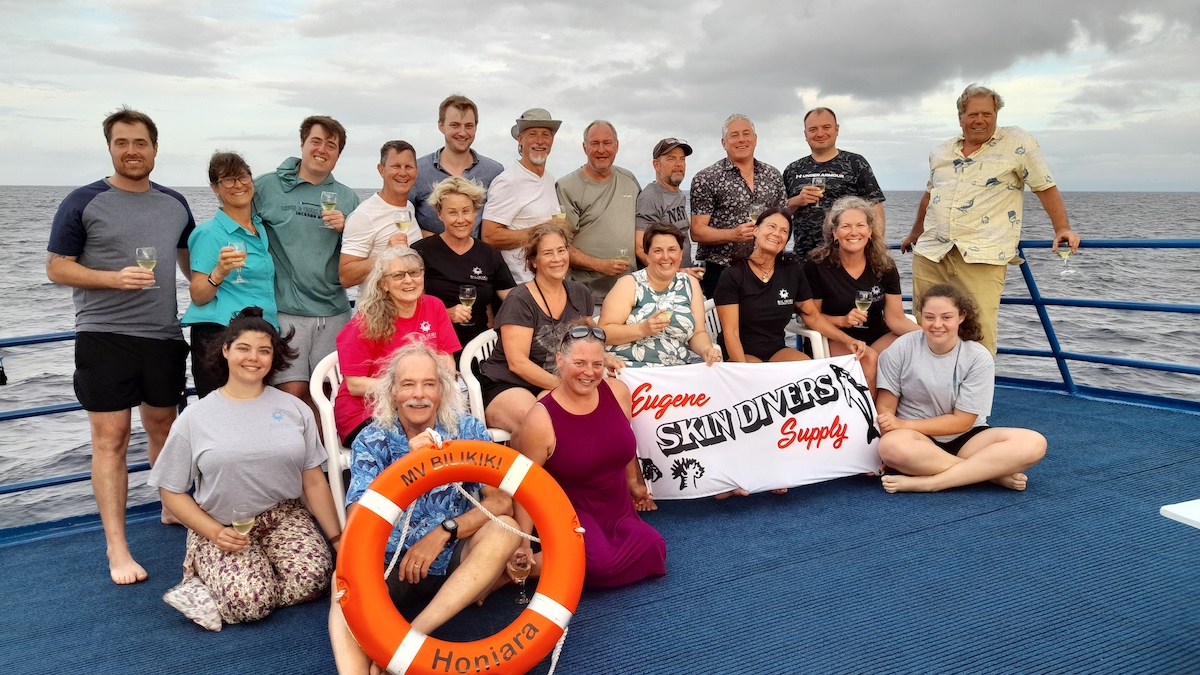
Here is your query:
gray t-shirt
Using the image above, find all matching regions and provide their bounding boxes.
[48,179,195,339]
[480,281,595,387]
[635,181,693,268]
[876,330,994,442]
[557,166,641,302]
[148,387,327,525]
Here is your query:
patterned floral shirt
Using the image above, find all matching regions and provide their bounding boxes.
[915,126,1056,265]
[689,157,786,267]
[607,270,699,367]
[347,415,492,574]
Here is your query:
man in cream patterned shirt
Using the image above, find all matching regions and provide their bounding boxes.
[902,84,1081,354]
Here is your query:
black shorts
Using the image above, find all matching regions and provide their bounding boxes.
[934,425,991,456]
[74,332,188,412]
[478,371,542,409]
[385,539,467,612]
[187,322,226,399]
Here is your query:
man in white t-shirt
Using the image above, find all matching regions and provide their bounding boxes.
[481,108,562,284]
[339,140,427,293]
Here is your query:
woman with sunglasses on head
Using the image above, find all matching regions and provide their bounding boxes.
[876,284,1046,493]
[183,152,278,399]
[477,222,612,435]
[512,320,666,589]
[333,247,460,447]
[149,307,341,631]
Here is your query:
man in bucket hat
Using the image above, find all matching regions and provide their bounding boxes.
[482,108,562,283]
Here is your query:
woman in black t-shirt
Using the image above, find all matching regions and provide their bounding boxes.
[714,209,871,366]
[412,177,516,351]
[805,196,919,370]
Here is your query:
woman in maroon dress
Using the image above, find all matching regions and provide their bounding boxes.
[513,322,666,588]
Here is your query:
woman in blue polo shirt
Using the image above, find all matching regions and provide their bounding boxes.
[183,152,278,398]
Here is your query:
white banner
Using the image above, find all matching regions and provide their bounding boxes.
[618,356,881,499]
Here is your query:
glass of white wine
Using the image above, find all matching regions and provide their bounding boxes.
[617,248,631,268]
[508,552,532,605]
[747,202,765,224]
[319,191,338,229]
[656,295,674,323]
[1056,245,1075,276]
[551,205,567,226]
[459,285,477,327]
[135,247,159,289]
[230,241,248,284]
[231,507,255,536]
[394,211,413,239]
[810,176,826,203]
[855,290,873,330]
[695,260,707,280]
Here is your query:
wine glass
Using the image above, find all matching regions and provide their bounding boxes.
[319,191,338,229]
[656,294,674,323]
[810,176,826,205]
[229,241,248,284]
[617,248,631,267]
[747,202,765,224]
[458,285,477,327]
[394,211,413,239]
[695,260,707,280]
[135,247,159,289]
[231,507,255,536]
[1056,246,1075,276]
[551,205,567,225]
[508,552,532,605]
[855,290,873,330]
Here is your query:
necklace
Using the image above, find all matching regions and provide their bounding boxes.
[220,386,262,401]
[748,257,774,282]
[532,278,562,320]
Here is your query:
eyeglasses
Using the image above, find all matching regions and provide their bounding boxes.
[218,174,253,189]
[561,325,606,344]
[384,268,425,281]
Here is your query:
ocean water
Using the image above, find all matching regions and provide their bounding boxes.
[1,186,1197,528]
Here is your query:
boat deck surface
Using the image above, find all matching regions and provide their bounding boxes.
[3,387,1200,674]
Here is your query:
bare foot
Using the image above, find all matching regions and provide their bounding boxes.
[881,475,937,494]
[771,488,788,495]
[714,488,750,500]
[161,505,182,525]
[109,550,148,585]
[990,472,1028,491]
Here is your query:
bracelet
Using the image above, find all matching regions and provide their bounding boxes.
[206,275,220,287]
[327,533,341,545]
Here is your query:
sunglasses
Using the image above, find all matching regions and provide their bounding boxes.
[561,325,606,344]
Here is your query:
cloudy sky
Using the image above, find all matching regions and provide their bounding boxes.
[2,1,1198,192]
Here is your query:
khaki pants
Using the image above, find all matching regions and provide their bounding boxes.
[912,247,1007,355]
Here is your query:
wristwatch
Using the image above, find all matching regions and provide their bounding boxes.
[440,519,459,542]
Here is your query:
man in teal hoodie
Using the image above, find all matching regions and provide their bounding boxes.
[254,115,360,414]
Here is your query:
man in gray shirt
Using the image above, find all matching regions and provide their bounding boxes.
[635,138,698,273]
[557,120,641,303]
[46,107,195,585]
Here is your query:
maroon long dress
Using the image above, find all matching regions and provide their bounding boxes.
[541,380,667,588]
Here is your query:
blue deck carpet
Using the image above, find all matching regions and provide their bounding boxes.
[3,388,1200,674]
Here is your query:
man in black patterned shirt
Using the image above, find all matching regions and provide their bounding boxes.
[689,114,786,297]
[784,108,886,260]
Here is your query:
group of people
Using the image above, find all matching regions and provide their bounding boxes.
[46,83,1066,665]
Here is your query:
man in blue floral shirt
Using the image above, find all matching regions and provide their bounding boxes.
[330,341,523,672]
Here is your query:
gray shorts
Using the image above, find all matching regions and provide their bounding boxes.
[272,310,352,384]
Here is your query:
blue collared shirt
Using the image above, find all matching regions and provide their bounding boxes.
[411,148,504,237]
[182,209,278,328]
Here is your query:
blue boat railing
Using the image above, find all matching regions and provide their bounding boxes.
[2,238,1198,501]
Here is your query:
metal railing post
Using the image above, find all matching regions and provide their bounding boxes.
[1015,244,1077,395]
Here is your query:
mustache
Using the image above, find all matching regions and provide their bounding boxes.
[402,398,435,408]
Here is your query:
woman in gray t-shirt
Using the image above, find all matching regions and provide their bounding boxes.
[149,308,342,630]
[875,285,1047,493]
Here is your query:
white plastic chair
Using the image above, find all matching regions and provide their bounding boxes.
[310,351,350,527]
[458,329,512,444]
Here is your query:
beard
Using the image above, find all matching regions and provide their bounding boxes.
[114,156,153,181]
[664,173,683,187]
[527,153,547,167]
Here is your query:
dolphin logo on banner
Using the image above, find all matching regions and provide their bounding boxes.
[829,364,880,443]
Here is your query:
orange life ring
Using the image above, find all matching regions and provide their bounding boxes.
[336,439,586,674]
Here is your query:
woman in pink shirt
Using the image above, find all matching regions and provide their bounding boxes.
[334,247,460,445]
